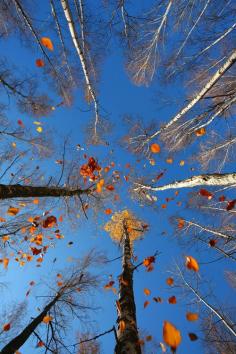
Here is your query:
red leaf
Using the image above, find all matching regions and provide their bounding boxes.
[226,199,236,211]
[35,59,45,67]
[209,239,217,247]
[219,195,226,202]
[199,189,213,199]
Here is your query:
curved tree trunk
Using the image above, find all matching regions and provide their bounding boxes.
[0,184,89,200]
[0,295,60,354]
[115,226,141,354]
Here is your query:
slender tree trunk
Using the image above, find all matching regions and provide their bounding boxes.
[0,295,60,354]
[115,226,141,354]
[0,184,89,200]
[134,172,236,192]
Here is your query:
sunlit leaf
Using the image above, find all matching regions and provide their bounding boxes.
[7,207,19,216]
[163,321,181,352]
[42,315,53,324]
[185,256,199,272]
[166,277,174,286]
[195,127,206,136]
[35,59,45,67]
[150,143,161,153]
[40,37,53,51]
[168,296,177,304]
[144,288,151,296]
[186,312,198,322]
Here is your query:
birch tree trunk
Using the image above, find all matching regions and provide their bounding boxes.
[0,184,89,200]
[115,226,141,354]
[0,294,60,354]
[134,172,236,192]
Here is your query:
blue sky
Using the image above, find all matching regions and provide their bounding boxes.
[0,1,235,353]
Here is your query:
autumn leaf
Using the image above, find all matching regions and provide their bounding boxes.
[146,335,152,341]
[36,126,43,133]
[166,277,174,286]
[104,280,115,290]
[36,341,45,347]
[226,199,236,211]
[219,195,226,202]
[106,185,115,191]
[186,312,198,322]
[166,158,173,164]
[168,296,177,304]
[209,239,217,247]
[195,127,206,136]
[7,207,19,216]
[199,189,213,199]
[42,216,57,228]
[179,160,185,166]
[105,208,112,215]
[96,179,104,193]
[185,256,199,272]
[153,296,162,303]
[40,37,53,50]
[177,219,185,229]
[2,323,11,331]
[35,59,45,67]
[188,333,198,341]
[42,315,53,324]
[144,300,150,308]
[150,143,161,153]
[0,217,6,222]
[163,321,181,352]
[0,258,9,269]
[144,288,151,296]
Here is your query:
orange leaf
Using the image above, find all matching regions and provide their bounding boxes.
[119,320,126,332]
[168,296,177,304]
[33,199,39,204]
[7,207,19,216]
[144,288,151,296]
[199,189,213,199]
[105,208,112,215]
[0,217,6,222]
[57,281,63,287]
[42,315,53,324]
[104,280,115,290]
[166,158,173,164]
[195,127,206,136]
[150,143,161,153]
[106,185,115,191]
[36,341,45,347]
[2,323,11,331]
[1,258,9,269]
[144,300,150,308]
[163,321,181,352]
[35,59,45,67]
[177,219,185,229]
[166,277,174,286]
[186,312,199,322]
[40,37,53,51]
[96,179,104,193]
[185,256,199,272]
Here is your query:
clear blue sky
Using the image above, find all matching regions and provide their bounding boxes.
[0,1,235,353]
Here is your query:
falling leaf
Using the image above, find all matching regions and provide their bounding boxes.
[195,127,206,136]
[168,296,177,304]
[2,323,11,331]
[36,126,43,133]
[226,199,236,211]
[150,143,161,153]
[199,189,213,199]
[186,312,198,322]
[144,300,150,308]
[166,158,173,164]
[7,207,19,216]
[144,288,151,296]
[185,256,199,272]
[209,239,217,247]
[166,277,174,286]
[188,333,198,341]
[42,315,53,324]
[120,320,126,332]
[40,37,53,51]
[163,321,181,352]
[35,59,45,67]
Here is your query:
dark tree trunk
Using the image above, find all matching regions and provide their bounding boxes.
[0,184,88,200]
[0,295,60,354]
[115,227,141,354]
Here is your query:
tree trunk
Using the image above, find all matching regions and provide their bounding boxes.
[0,184,88,200]
[134,172,236,192]
[0,295,60,354]
[115,226,141,354]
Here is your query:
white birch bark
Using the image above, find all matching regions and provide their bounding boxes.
[148,49,236,141]
[61,0,100,138]
[134,172,236,192]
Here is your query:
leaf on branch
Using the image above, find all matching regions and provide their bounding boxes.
[195,128,206,137]
[186,312,198,321]
[166,277,174,286]
[168,296,177,304]
[226,199,236,211]
[7,207,20,216]
[40,37,53,51]
[150,143,161,153]
[42,315,53,324]
[2,323,11,331]
[199,189,213,199]
[35,59,45,67]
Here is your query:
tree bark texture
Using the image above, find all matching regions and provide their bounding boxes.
[0,295,60,354]
[0,184,88,200]
[115,227,141,354]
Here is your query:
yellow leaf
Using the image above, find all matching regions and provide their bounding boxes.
[163,321,181,351]
[150,143,161,153]
[40,37,54,51]
[12,142,16,148]
[36,126,43,133]
[42,315,53,324]
[186,312,199,322]
[179,160,185,166]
